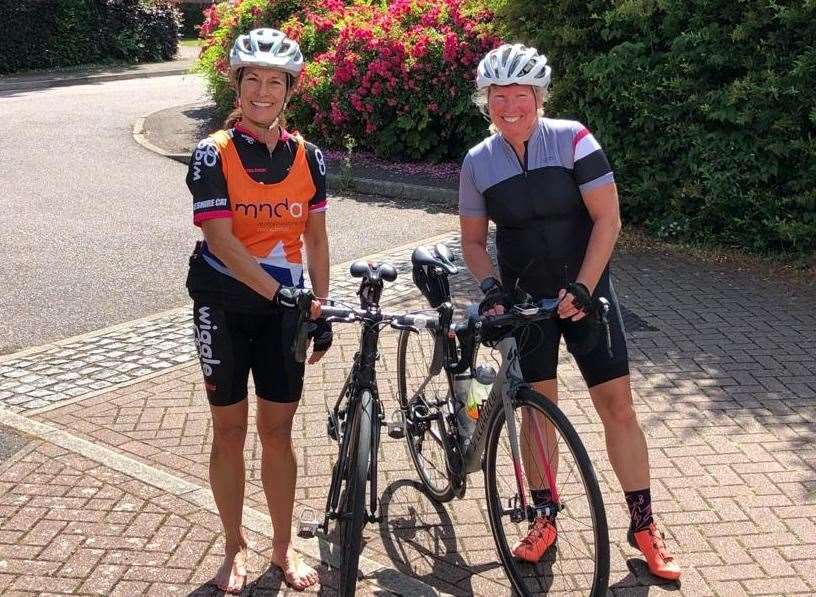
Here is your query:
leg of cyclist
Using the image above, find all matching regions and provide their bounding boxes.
[511,377,560,562]
[195,302,250,595]
[256,400,320,590]
[253,309,319,591]
[510,320,562,562]
[571,276,680,581]
[588,376,681,580]
[527,378,560,496]
[209,401,250,594]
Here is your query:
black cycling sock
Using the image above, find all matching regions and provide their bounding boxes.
[531,488,552,506]
[625,487,653,532]
[530,488,556,520]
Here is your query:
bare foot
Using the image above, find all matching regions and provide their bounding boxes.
[270,542,319,591]
[212,543,248,594]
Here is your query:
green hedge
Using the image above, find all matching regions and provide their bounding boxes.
[0,0,180,74]
[179,2,206,38]
[498,0,816,255]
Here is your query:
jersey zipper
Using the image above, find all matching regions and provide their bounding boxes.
[503,136,529,177]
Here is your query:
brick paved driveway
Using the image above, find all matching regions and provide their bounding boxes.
[1,233,814,595]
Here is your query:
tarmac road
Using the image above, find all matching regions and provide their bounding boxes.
[0,74,457,354]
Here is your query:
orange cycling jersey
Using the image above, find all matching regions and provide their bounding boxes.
[188,126,326,288]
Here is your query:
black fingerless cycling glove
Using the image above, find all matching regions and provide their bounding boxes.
[310,317,333,352]
[565,281,593,313]
[478,284,513,315]
[274,286,301,309]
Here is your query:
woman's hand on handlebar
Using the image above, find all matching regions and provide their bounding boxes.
[274,285,322,318]
[307,317,332,364]
[558,283,589,321]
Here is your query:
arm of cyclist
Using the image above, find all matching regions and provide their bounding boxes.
[460,215,510,316]
[559,181,621,321]
[303,211,331,363]
[201,218,282,301]
[202,219,322,318]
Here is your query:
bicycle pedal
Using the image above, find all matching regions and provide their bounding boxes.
[387,409,405,439]
[297,508,320,538]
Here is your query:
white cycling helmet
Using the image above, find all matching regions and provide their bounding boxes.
[229,28,303,77]
[476,43,551,90]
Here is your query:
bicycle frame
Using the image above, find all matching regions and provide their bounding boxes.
[324,310,386,531]
[411,330,561,516]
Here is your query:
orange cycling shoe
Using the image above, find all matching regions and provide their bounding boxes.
[512,516,557,563]
[628,523,681,580]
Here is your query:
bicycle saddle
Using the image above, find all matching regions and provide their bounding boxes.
[411,244,458,274]
[350,260,398,282]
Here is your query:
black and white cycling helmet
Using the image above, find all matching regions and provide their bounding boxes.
[229,28,303,77]
[476,43,551,90]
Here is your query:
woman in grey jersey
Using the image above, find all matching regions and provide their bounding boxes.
[459,43,681,580]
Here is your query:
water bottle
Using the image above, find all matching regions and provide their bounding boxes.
[453,374,476,441]
[466,365,497,420]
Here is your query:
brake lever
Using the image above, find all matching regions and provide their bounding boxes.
[597,297,612,358]
[292,290,316,363]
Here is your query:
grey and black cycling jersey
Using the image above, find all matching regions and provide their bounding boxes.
[459,118,615,298]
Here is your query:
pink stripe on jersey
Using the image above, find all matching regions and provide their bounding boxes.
[573,127,590,151]
[574,130,602,162]
[193,210,233,226]
[309,200,328,212]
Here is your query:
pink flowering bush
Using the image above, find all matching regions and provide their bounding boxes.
[196,0,502,161]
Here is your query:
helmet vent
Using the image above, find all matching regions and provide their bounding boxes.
[507,54,522,75]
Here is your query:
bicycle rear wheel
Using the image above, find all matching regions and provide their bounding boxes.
[337,389,373,595]
[396,328,455,502]
[483,387,609,596]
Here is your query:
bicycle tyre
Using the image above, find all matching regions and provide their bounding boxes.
[396,328,455,502]
[483,387,609,596]
[338,389,373,596]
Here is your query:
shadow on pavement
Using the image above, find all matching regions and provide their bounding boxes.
[185,561,337,595]
[607,559,682,595]
[613,247,816,493]
[377,479,502,594]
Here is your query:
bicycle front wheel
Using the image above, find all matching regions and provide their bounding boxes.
[484,387,609,596]
[337,389,373,595]
[396,327,455,502]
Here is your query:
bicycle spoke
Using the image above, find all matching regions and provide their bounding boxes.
[485,389,607,595]
[398,328,455,502]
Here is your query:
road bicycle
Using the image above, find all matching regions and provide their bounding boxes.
[285,259,439,595]
[393,244,610,595]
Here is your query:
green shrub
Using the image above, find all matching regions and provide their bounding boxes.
[179,1,207,38]
[0,0,180,74]
[498,0,816,255]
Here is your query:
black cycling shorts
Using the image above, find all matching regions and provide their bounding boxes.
[515,275,629,388]
[192,301,305,407]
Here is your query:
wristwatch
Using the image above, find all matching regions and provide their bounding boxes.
[479,276,501,295]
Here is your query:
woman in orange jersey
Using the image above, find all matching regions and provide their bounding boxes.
[185,28,329,593]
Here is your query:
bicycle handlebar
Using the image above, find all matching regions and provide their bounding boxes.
[284,293,442,363]
[286,290,609,364]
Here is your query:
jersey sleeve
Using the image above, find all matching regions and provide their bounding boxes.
[458,153,487,217]
[304,142,328,213]
[186,136,232,226]
[572,123,615,192]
